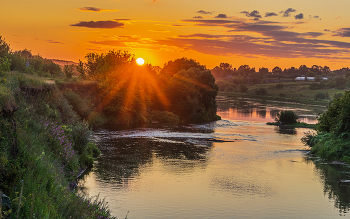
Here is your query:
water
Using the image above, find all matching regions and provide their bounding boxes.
[78,96,350,218]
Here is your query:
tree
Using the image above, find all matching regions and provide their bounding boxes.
[272,66,282,74]
[299,65,309,75]
[64,64,75,78]
[275,110,298,125]
[237,65,251,75]
[42,60,61,77]
[161,57,206,77]
[76,60,87,79]
[317,90,350,134]
[0,36,10,58]
[259,67,269,74]
[219,62,232,70]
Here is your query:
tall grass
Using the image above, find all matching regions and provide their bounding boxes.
[0,72,115,218]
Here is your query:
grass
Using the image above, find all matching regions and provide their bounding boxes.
[0,71,116,218]
[218,81,347,106]
[267,121,316,129]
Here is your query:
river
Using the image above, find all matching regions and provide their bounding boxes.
[78,96,350,218]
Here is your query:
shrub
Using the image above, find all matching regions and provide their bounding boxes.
[314,91,329,100]
[333,92,343,100]
[309,82,325,90]
[276,83,284,89]
[238,84,248,93]
[275,110,298,125]
[255,88,267,95]
[72,121,91,156]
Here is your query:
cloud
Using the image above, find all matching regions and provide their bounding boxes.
[70,20,125,28]
[265,12,278,17]
[324,29,331,32]
[280,8,296,17]
[77,7,118,12]
[333,28,350,37]
[294,13,304,20]
[177,19,350,60]
[180,19,239,26]
[47,40,64,44]
[197,10,212,14]
[241,10,262,20]
[193,16,203,19]
[215,14,228,18]
[311,15,321,20]
[148,29,170,33]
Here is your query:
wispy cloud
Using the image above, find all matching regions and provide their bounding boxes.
[47,40,64,44]
[77,7,118,12]
[197,10,212,15]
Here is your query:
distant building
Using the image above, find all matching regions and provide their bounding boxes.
[295,77,315,81]
[295,77,328,81]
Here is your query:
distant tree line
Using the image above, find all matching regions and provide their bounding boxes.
[211,62,337,79]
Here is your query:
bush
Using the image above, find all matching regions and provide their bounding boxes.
[275,110,298,125]
[276,83,284,89]
[72,121,91,156]
[255,88,267,95]
[314,91,328,100]
[238,84,248,93]
[309,82,325,90]
[333,92,343,100]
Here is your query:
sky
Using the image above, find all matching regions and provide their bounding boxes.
[2,0,350,70]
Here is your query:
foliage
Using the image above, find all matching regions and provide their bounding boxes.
[275,110,299,125]
[0,71,113,218]
[314,91,329,100]
[255,88,267,95]
[238,84,248,93]
[64,64,75,78]
[276,83,284,89]
[216,80,236,92]
[317,90,350,134]
[42,60,62,77]
[76,60,87,79]
[161,57,206,76]
[0,56,11,74]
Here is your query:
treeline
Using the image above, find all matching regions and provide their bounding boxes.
[211,62,350,79]
[72,52,220,124]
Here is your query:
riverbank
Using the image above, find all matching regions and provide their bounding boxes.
[0,72,116,218]
[218,81,348,106]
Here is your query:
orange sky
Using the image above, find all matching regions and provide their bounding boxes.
[2,0,350,70]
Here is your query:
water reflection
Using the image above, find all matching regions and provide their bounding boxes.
[274,126,297,135]
[216,96,323,123]
[82,126,216,186]
[304,156,350,215]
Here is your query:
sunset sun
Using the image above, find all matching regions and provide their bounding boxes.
[136,58,145,65]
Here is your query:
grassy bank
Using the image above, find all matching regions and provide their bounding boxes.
[218,80,347,106]
[0,71,115,218]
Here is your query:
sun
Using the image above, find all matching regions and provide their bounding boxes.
[136,58,145,65]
